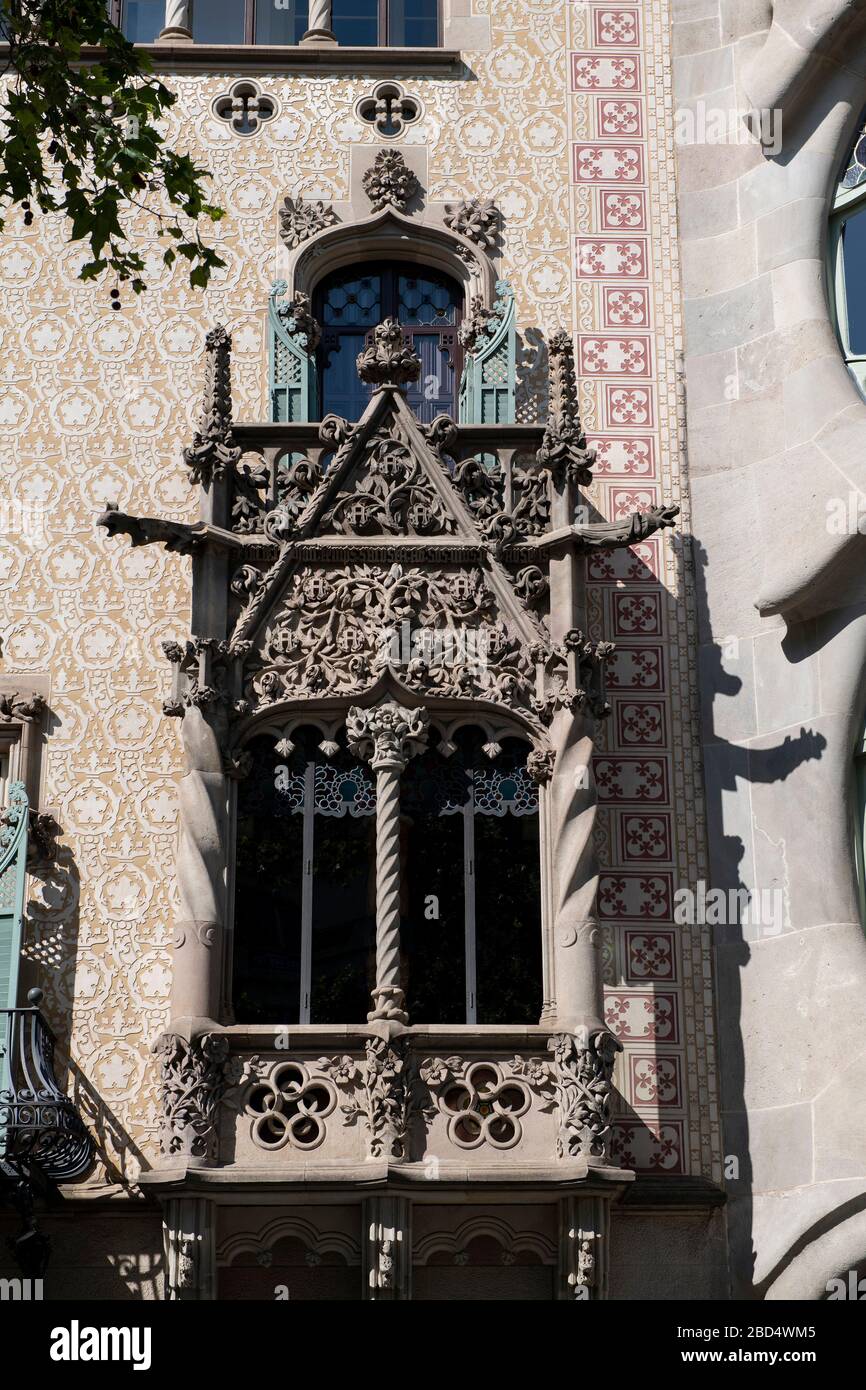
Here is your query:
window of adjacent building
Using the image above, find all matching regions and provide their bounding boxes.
[831,113,866,394]
[231,725,542,1026]
[315,262,463,423]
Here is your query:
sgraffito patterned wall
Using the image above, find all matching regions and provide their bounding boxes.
[0,0,719,1184]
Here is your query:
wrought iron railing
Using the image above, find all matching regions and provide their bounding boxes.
[0,989,93,1182]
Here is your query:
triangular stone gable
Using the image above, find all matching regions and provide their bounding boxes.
[231,385,546,659]
[294,386,480,541]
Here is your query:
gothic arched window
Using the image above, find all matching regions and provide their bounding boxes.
[831,111,866,395]
[315,262,463,423]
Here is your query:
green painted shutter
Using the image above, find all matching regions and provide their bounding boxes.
[459,280,517,425]
[269,279,318,422]
[0,781,28,1085]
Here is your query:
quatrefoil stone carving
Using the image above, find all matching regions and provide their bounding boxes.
[245,1062,335,1150]
[355,81,422,139]
[213,80,277,136]
[425,1060,531,1149]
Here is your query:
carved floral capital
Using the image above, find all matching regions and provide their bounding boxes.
[346,701,429,771]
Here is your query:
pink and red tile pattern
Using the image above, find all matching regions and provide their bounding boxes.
[570,1,702,1176]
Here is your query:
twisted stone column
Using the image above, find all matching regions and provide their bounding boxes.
[301,0,337,43]
[347,703,429,1024]
[159,0,193,40]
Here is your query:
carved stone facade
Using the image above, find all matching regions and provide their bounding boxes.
[0,0,740,1304]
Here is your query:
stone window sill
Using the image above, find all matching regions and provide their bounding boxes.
[51,43,464,74]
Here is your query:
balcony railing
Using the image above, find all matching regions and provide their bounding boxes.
[0,990,93,1182]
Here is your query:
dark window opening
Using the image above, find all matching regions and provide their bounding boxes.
[233,725,542,1026]
[232,729,376,1024]
[402,728,542,1025]
[315,261,463,422]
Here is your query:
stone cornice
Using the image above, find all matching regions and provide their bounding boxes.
[1,43,465,75]
[136,1162,636,1193]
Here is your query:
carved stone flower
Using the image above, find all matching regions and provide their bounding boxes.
[278,195,339,249]
[458,295,499,355]
[356,318,422,387]
[444,196,498,248]
[362,149,420,213]
[526,748,556,785]
[317,1054,360,1086]
[276,290,321,352]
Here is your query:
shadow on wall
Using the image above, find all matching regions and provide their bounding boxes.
[692,539,828,1298]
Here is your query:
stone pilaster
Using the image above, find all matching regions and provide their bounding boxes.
[155,1030,230,1166]
[558,1194,610,1301]
[364,1196,412,1300]
[163,1197,216,1300]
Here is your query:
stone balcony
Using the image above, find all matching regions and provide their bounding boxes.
[143,1023,632,1196]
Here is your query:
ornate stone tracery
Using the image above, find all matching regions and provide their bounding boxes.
[181,325,241,488]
